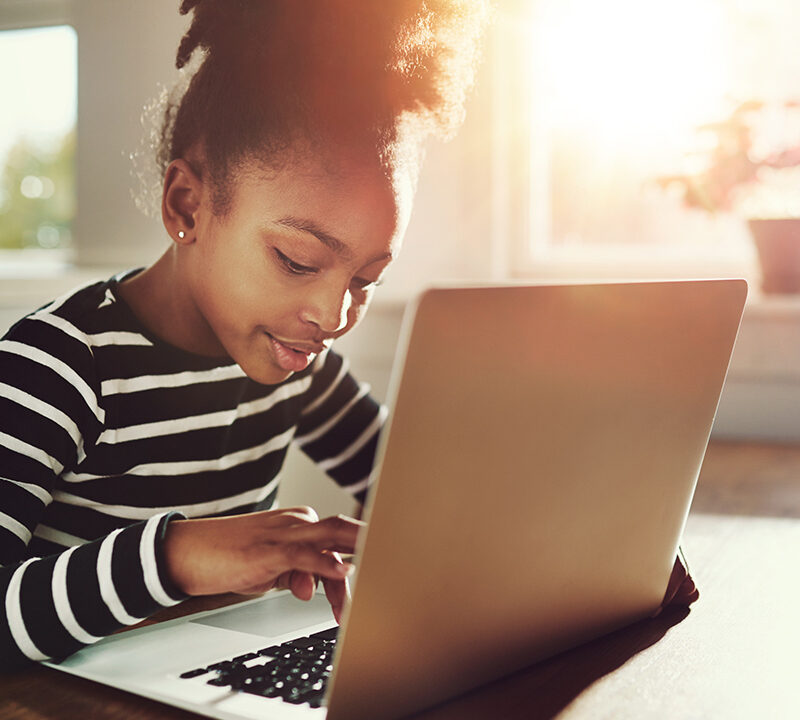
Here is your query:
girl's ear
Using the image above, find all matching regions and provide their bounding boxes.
[162,159,204,244]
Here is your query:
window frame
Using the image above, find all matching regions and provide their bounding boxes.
[0,0,75,271]
[0,0,70,32]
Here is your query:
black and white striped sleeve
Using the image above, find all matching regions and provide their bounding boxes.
[0,512,184,671]
[0,316,185,671]
[293,350,387,505]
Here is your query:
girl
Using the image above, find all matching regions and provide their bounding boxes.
[0,0,489,670]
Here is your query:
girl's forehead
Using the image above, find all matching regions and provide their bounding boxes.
[235,151,403,211]
[224,150,411,252]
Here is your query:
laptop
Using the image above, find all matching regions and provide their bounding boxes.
[46,279,748,720]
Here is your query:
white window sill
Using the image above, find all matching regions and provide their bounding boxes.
[520,243,758,282]
[0,251,123,308]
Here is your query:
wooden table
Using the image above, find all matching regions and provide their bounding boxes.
[2,441,799,719]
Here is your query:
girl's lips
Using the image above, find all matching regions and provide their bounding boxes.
[266,333,320,372]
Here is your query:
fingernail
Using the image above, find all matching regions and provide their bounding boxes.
[337,562,355,577]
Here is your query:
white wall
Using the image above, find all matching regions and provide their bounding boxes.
[71,0,188,268]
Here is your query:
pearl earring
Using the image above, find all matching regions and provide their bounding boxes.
[177,230,185,239]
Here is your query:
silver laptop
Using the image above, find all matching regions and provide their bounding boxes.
[46,279,748,720]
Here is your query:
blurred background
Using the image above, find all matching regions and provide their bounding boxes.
[2,0,799,513]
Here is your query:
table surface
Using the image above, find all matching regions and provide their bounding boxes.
[2,440,799,720]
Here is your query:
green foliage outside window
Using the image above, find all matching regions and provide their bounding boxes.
[0,129,75,250]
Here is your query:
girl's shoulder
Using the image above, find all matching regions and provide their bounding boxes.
[0,275,129,424]
[0,271,149,389]
[3,271,139,343]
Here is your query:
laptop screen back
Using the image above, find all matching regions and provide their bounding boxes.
[327,280,747,720]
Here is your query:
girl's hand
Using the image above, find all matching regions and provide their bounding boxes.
[163,507,364,622]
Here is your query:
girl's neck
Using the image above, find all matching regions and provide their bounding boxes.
[116,248,228,358]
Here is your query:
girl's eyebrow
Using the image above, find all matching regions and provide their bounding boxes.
[274,216,351,259]
[273,216,393,266]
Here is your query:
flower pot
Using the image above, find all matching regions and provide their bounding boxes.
[748,218,800,294]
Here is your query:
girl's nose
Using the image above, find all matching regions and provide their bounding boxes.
[301,284,352,334]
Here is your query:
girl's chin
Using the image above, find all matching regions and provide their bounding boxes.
[242,362,295,386]
[233,347,296,386]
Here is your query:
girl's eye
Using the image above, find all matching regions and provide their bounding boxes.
[274,248,317,276]
[351,276,383,292]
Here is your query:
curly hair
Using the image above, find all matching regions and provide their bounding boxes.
[150,0,489,213]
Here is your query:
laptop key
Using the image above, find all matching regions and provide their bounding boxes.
[207,676,232,687]
[284,681,326,705]
[232,652,259,663]
[207,660,236,672]
[243,683,283,699]
[257,645,282,656]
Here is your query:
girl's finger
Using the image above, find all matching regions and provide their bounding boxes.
[321,552,351,623]
[260,541,355,581]
[269,515,365,553]
[288,570,316,602]
[321,575,349,624]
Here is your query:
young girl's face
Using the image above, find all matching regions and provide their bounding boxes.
[182,149,411,385]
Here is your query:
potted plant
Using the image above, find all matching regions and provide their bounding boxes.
[658,100,800,294]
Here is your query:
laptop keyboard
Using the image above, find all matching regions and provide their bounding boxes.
[178,626,339,708]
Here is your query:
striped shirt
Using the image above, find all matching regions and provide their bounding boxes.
[0,274,385,671]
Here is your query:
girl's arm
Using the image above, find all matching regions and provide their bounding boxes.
[0,512,186,671]
[0,319,189,671]
[162,508,362,623]
[293,350,387,505]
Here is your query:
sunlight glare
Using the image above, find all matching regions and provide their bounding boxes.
[0,26,77,165]
[532,0,730,161]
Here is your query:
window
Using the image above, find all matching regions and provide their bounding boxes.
[513,0,800,279]
[0,24,76,254]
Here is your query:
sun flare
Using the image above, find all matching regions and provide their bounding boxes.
[531,0,730,160]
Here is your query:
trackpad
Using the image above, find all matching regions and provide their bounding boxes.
[191,592,334,638]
